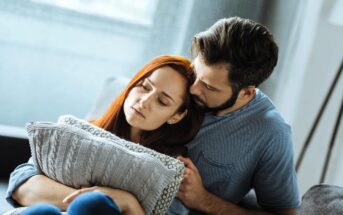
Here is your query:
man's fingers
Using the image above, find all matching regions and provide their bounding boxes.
[176,191,182,198]
[176,190,185,200]
[183,168,191,176]
[178,156,199,173]
[179,180,189,191]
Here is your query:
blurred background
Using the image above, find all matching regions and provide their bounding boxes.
[0,0,342,211]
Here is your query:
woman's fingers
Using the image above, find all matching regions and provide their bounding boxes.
[63,189,82,204]
[62,187,96,204]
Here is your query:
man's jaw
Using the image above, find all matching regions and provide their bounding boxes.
[192,94,238,113]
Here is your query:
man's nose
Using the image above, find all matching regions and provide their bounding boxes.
[190,79,201,96]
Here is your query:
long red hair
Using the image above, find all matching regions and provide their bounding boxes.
[92,55,203,156]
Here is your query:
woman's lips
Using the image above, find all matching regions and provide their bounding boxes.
[131,107,145,118]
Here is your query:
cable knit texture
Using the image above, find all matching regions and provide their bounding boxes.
[26,116,185,215]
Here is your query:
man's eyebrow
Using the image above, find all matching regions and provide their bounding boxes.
[199,79,220,91]
[146,78,175,102]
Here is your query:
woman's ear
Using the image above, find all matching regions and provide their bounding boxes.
[167,109,188,124]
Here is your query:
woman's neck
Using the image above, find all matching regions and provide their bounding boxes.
[130,127,141,143]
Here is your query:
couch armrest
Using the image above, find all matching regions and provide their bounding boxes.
[0,125,30,179]
[298,184,343,214]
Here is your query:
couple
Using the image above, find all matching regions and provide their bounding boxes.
[6,17,300,215]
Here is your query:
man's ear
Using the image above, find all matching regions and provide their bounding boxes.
[167,109,188,124]
[239,86,256,100]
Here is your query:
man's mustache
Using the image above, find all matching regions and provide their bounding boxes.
[192,95,206,107]
[191,96,211,112]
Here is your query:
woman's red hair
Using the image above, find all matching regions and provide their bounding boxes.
[92,55,203,156]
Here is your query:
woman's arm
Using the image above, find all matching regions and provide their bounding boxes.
[6,158,39,207]
[12,174,76,210]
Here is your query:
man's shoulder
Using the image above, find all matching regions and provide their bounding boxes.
[250,90,291,133]
[198,107,291,141]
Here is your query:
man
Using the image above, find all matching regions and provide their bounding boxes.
[168,17,300,215]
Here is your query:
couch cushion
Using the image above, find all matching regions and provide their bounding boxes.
[297,184,343,215]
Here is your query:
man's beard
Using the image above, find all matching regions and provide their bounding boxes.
[192,90,239,113]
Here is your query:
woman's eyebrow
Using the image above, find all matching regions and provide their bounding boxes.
[146,78,175,102]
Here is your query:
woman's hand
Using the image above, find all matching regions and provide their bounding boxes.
[63,186,145,215]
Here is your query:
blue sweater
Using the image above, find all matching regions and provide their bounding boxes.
[168,89,300,214]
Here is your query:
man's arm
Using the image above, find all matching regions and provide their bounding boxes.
[177,157,297,215]
[12,174,76,210]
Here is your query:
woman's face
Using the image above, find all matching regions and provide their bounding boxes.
[123,66,188,131]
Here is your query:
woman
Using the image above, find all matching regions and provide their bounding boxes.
[7,55,203,215]
[92,54,203,156]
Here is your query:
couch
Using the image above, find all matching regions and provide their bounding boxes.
[2,77,343,215]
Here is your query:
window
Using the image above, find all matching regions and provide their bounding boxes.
[32,0,158,26]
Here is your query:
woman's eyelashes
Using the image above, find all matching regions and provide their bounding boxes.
[137,82,169,107]
[158,99,168,106]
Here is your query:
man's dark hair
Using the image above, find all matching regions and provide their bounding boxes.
[191,17,278,92]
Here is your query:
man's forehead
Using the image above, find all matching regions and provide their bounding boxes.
[193,56,230,86]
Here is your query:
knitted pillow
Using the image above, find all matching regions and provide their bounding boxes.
[57,115,185,214]
[26,120,184,215]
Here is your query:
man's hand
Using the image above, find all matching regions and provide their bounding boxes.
[176,157,296,215]
[176,156,211,211]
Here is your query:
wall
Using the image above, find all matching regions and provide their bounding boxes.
[178,0,268,57]
[259,0,300,98]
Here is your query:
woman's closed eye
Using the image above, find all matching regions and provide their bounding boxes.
[158,98,168,106]
[137,79,172,106]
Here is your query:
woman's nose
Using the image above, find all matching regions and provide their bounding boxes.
[139,93,153,109]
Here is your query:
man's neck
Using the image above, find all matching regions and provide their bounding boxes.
[215,93,256,116]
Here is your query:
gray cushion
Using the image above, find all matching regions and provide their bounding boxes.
[27,116,185,215]
[58,115,185,214]
[297,184,343,215]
